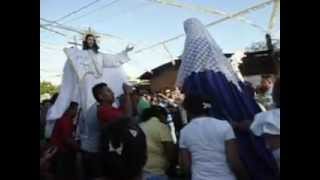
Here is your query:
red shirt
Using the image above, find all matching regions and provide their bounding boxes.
[98,105,123,125]
[50,114,74,152]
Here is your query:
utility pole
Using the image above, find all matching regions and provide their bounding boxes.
[68,36,82,48]
[266,34,279,76]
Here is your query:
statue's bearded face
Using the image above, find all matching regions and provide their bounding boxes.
[86,36,95,48]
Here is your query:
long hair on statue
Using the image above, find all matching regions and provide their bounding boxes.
[82,34,100,54]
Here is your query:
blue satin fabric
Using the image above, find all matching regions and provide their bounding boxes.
[182,71,279,180]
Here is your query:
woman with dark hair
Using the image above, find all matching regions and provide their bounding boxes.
[179,94,248,180]
[100,117,147,180]
[251,78,280,170]
[139,106,176,180]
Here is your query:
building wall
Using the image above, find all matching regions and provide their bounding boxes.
[146,53,280,92]
[244,75,261,88]
[149,70,264,92]
[150,68,178,92]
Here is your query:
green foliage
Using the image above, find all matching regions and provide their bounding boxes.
[40,81,58,95]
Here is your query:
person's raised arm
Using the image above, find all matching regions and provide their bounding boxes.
[102,45,134,67]
[179,148,191,177]
[62,116,80,151]
[179,129,191,177]
[226,139,249,180]
[223,121,249,180]
[163,142,177,164]
[160,122,177,163]
[40,146,58,168]
[121,83,133,117]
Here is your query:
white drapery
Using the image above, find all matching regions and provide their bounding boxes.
[46,47,131,122]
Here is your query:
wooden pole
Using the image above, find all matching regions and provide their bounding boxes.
[266,34,279,76]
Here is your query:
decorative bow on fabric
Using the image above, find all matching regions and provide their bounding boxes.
[129,129,138,137]
[108,142,123,155]
[202,102,212,109]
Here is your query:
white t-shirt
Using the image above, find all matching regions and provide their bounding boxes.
[179,117,236,180]
[250,108,280,169]
[250,108,280,136]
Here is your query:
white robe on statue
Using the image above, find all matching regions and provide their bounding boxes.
[46,47,131,124]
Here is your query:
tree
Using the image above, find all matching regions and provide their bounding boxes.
[40,81,58,95]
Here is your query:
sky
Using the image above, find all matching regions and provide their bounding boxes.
[40,0,280,85]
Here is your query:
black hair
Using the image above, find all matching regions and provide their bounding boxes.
[83,34,100,53]
[41,99,51,105]
[272,78,280,108]
[133,87,149,97]
[100,118,147,180]
[65,102,78,115]
[50,93,59,104]
[68,101,79,109]
[92,83,108,103]
[261,74,274,79]
[140,105,168,123]
[183,94,213,117]
[132,88,141,96]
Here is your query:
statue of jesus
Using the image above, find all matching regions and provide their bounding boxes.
[46,32,134,123]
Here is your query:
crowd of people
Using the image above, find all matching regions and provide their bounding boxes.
[40,75,280,180]
[40,18,280,180]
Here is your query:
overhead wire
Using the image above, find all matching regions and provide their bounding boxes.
[42,17,131,43]
[41,0,279,80]
[40,24,67,37]
[41,0,141,49]
[45,0,105,27]
[93,1,153,24]
[146,0,267,33]
[134,0,274,54]
[61,0,121,24]
[41,1,147,79]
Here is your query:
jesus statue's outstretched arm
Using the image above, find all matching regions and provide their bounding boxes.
[102,45,134,67]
